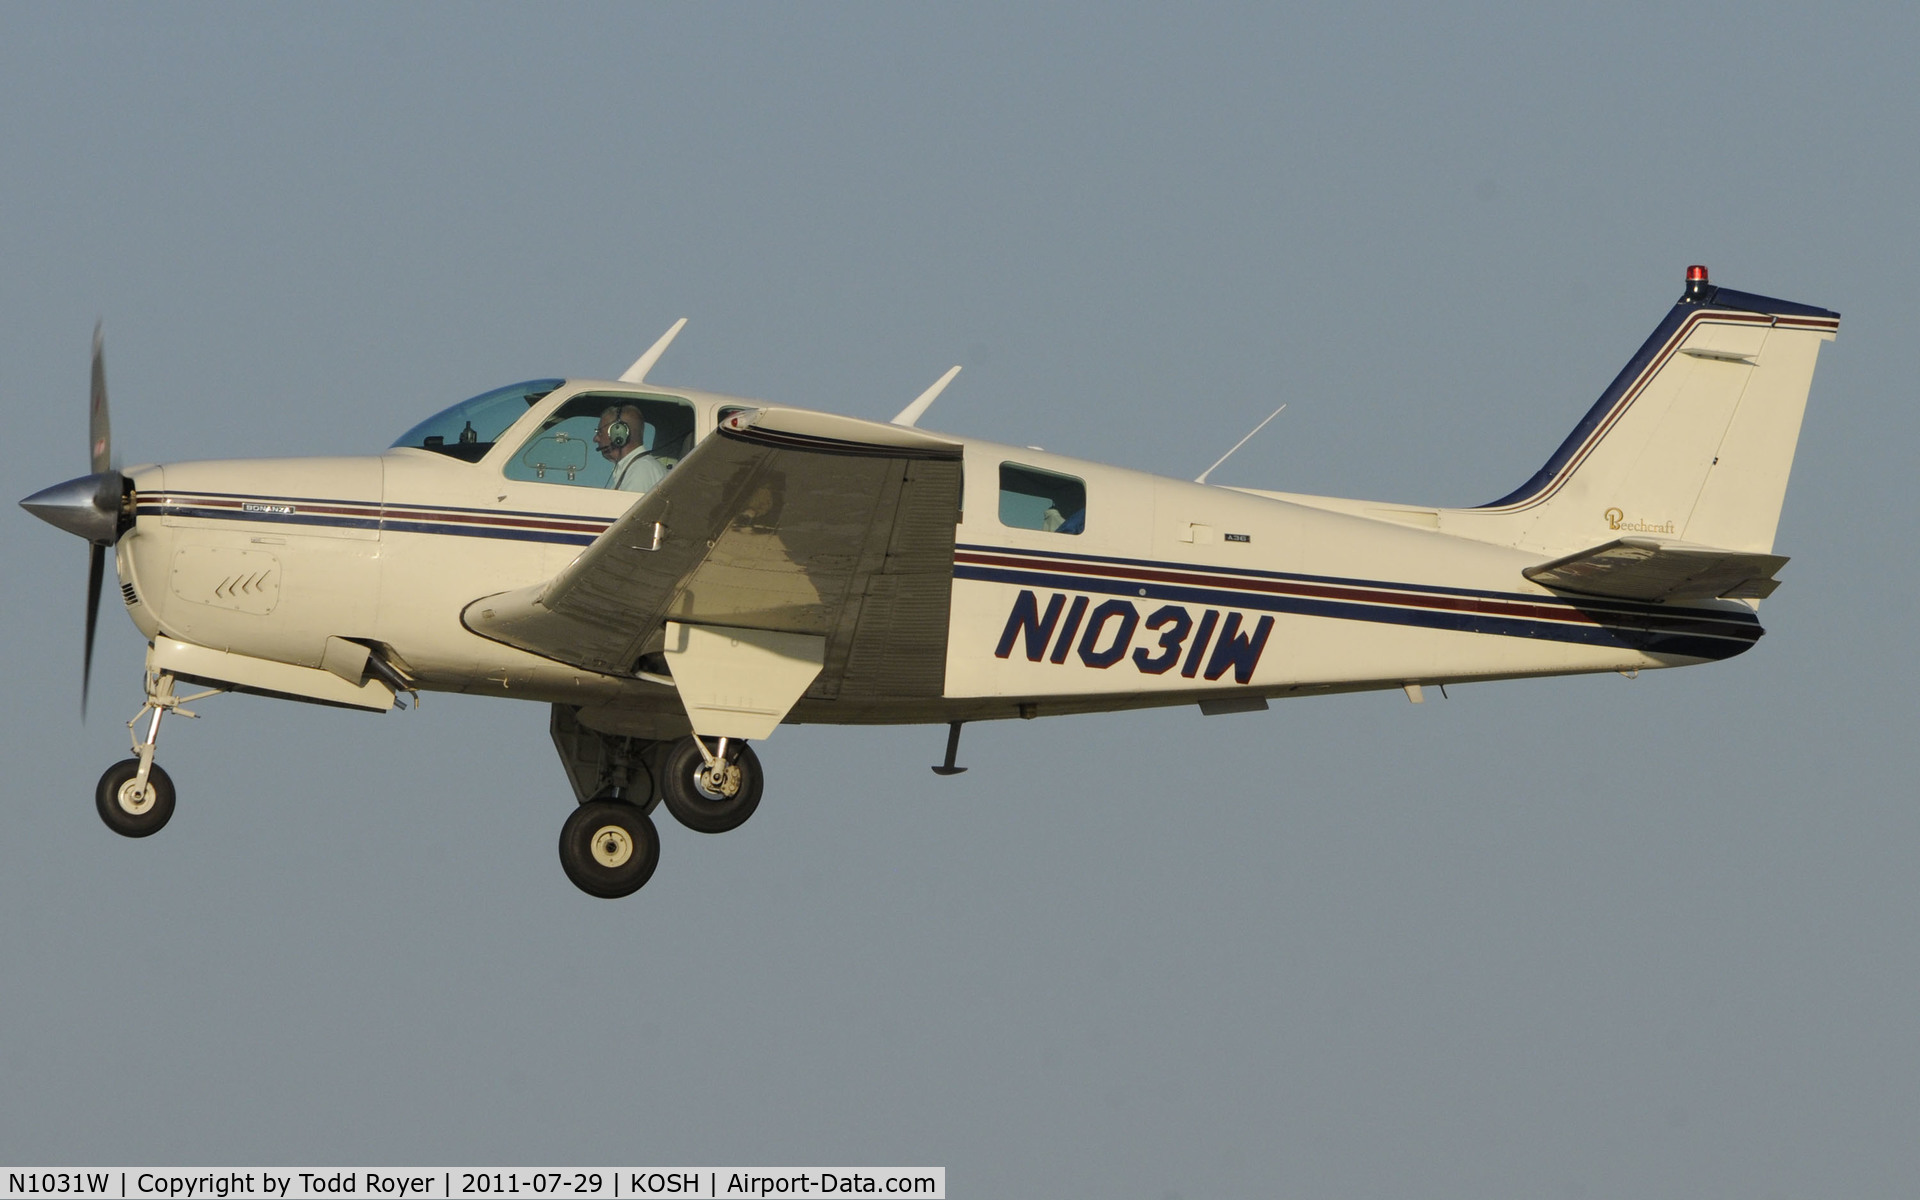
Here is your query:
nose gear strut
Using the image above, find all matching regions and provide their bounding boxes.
[116,668,224,805]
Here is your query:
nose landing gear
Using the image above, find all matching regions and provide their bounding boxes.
[94,669,222,839]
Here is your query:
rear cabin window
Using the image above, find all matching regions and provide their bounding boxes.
[999,463,1085,534]
[503,392,696,491]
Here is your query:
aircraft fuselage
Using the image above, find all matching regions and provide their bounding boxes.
[112,380,1758,735]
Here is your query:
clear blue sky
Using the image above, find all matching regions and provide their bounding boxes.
[4,4,1916,1195]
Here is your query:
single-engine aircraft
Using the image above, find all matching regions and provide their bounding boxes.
[21,268,1839,897]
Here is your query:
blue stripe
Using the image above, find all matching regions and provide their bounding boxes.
[1705,286,1840,321]
[139,503,602,546]
[955,563,1759,662]
[151,488,602,526]
[955,541,1759,631]
[145,505,382,532]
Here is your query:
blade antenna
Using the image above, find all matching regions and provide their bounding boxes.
[620,318,688,384]
[1195,404,1285,485]
[892,365,961,428]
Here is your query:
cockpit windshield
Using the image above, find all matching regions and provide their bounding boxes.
[390,379,564,462]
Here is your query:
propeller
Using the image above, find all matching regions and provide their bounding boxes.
[19,323,132,716]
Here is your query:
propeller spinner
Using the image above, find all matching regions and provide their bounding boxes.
[19,323,133,714]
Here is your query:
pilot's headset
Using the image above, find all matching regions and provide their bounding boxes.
[604,409,644,451]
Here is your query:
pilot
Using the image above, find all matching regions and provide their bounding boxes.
[594,404,668,494]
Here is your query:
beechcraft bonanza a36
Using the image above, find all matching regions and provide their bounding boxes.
[21,268,1838,897]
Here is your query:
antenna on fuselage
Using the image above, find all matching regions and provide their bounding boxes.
[1194,404,1286,485]
[891,365,962,427]
[620,318,688,384]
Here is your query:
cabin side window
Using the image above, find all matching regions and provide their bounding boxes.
[503,392,696,492]
[999,463,1085,535]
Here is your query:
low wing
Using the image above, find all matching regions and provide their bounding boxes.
[1522,537,1788,602]
[464,407,964,702]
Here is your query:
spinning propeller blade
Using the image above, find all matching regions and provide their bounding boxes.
[83,323,111,715]
[17,323,131,717]
[84,325,112,716]
[90,321,112,474]
[84,543,104,716]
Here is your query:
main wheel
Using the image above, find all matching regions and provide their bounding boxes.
[96,759,176,838]
[558,800,661,898]
[659,737,764,834]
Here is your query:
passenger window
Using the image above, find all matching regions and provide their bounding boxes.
[999,463,1085,534]
[504,392,696,492]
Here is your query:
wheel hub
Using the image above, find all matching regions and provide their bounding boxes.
[590,825,635,868]
[116,779,157,815]
[693,762,742,801]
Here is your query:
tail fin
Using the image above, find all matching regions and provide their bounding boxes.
[1467,268,1839,556]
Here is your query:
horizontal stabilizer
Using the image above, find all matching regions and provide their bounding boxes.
[1522,537,1787,603]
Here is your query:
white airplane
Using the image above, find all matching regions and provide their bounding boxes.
[21,267,1839,897]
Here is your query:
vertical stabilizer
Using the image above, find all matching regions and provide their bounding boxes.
[1461,268,1839,556]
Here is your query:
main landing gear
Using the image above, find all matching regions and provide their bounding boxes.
[658,736,763,835]
[95,670,221,839]
[548,720,766,898]
[558,800,662,898]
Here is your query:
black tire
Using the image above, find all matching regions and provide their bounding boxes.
[659,737,764,834]
[95,759,175,838]
[558,800,660,898]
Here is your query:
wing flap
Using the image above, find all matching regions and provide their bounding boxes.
[464,408,964,695]
[1522,537,1788,602]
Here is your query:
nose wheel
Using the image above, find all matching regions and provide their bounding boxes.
[96,759,175,837]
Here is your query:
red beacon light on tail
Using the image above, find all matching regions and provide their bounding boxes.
[1684,264,1712,301]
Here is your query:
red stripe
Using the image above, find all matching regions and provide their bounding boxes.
[151,493,609,535]
[954,549,1751,634]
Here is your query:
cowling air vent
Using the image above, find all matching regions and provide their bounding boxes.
[121,582,140,607]
[169,546,282,615]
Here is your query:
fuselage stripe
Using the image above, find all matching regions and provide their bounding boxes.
[138,492,611,545]
[956,562,1756,660]
[954,546,1758,633]
[139,494,1763,659]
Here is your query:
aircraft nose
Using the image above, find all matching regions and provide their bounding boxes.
[20,471,126,544]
